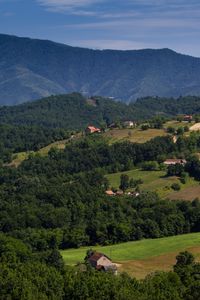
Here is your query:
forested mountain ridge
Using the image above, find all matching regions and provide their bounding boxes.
[0,93,136,129]
[1,93,200,130]
[1,33,200,105]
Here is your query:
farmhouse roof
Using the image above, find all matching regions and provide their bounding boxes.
[86,126,101,133]
[164,159,186,165]
[105,190,115,196]
[88,252,110,263]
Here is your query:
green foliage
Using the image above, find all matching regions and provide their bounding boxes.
[167,126,176,134]
[171,183,181,191]
[119,174,129,191]
[141,161,159,171]
[0,124,70,162]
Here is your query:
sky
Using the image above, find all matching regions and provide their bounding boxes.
[0,0,200,56]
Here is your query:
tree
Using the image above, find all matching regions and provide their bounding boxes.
[167,126,176,134]
[119,174,129,191]
[177,127,184,135]
[171,183,181,191]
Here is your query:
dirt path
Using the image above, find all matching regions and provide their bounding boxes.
[190,123,200,131]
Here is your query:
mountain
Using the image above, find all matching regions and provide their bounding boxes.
[1,33,200,105]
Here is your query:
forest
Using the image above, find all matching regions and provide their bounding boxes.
[1,93,200,130]
[0,134,200,250]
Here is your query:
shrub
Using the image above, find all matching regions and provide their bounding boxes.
[171,183,181,191]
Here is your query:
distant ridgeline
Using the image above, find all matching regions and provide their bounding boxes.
[1,93,200,130]
[2,34,200,105]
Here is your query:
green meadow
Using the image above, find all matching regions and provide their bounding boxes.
[61,232,200,265]
[105,168,198,198]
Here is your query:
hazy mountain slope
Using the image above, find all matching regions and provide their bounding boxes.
[1,33,200,104]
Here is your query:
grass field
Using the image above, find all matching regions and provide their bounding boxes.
[167,185,200,201]
[7,139,69,167]
[61,233,200,278]
[38,139,68,156]
[103,128,167,144]
[164,120,194,130]
[105,168,198,198]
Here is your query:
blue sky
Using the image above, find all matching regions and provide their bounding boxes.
[0,0,200,56]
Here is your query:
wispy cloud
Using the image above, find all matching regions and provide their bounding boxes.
[37,0,105,13]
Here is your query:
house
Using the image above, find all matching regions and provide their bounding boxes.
[86,126,101,134]
[87,251,117,274]
[108,123,117,129]
[164,159,187,166]
[105,190,116,196]
[127,191,140,197]
[123,121,135,128]
[183,115,193,122]
[116,190,124,196]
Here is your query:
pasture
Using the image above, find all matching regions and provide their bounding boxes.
[105,168,198,198]
[103,128,167,144]
[61,233,200,278]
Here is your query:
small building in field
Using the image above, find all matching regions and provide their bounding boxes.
[164,159,187,166]
[86,126,101,134]
[183,115,193,122]
[108,123,118,129]
[116,190,124,196]
[87,251,117,274]
[123,121,135,128]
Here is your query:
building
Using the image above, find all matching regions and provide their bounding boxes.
[108,123,117,129]
[105,190,116,196]
[164,159,187,166]
[87,251,117,274]
[86,126,101,134]
[123,121,135,128]
[183,115,193,122]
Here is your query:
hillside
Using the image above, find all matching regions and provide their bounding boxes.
[1,93,200,130]
[2,34,200,105]
[0,93,136,129]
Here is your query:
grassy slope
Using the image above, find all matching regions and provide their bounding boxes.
[103,128,167,144]
[103,120,194,144]
[8,139,71,167]
[61,232,200,266]
[106,169,198,198]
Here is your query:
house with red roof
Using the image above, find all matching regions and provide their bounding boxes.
[86,126,101,134]
[86,251,117,274]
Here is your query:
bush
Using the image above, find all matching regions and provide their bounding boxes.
[171,183,181,191]
[141,124,150,131]
[142,161,159,171]
[167,126,176,134]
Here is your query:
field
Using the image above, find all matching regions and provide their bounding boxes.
[105,168,199,198]
[103,128,167,144]
[103,120,194,144]
[61,233,200,278]
[167,185,200,201]
[189,122,200,131]
[7,139,70,167]
[164,120,194,130]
